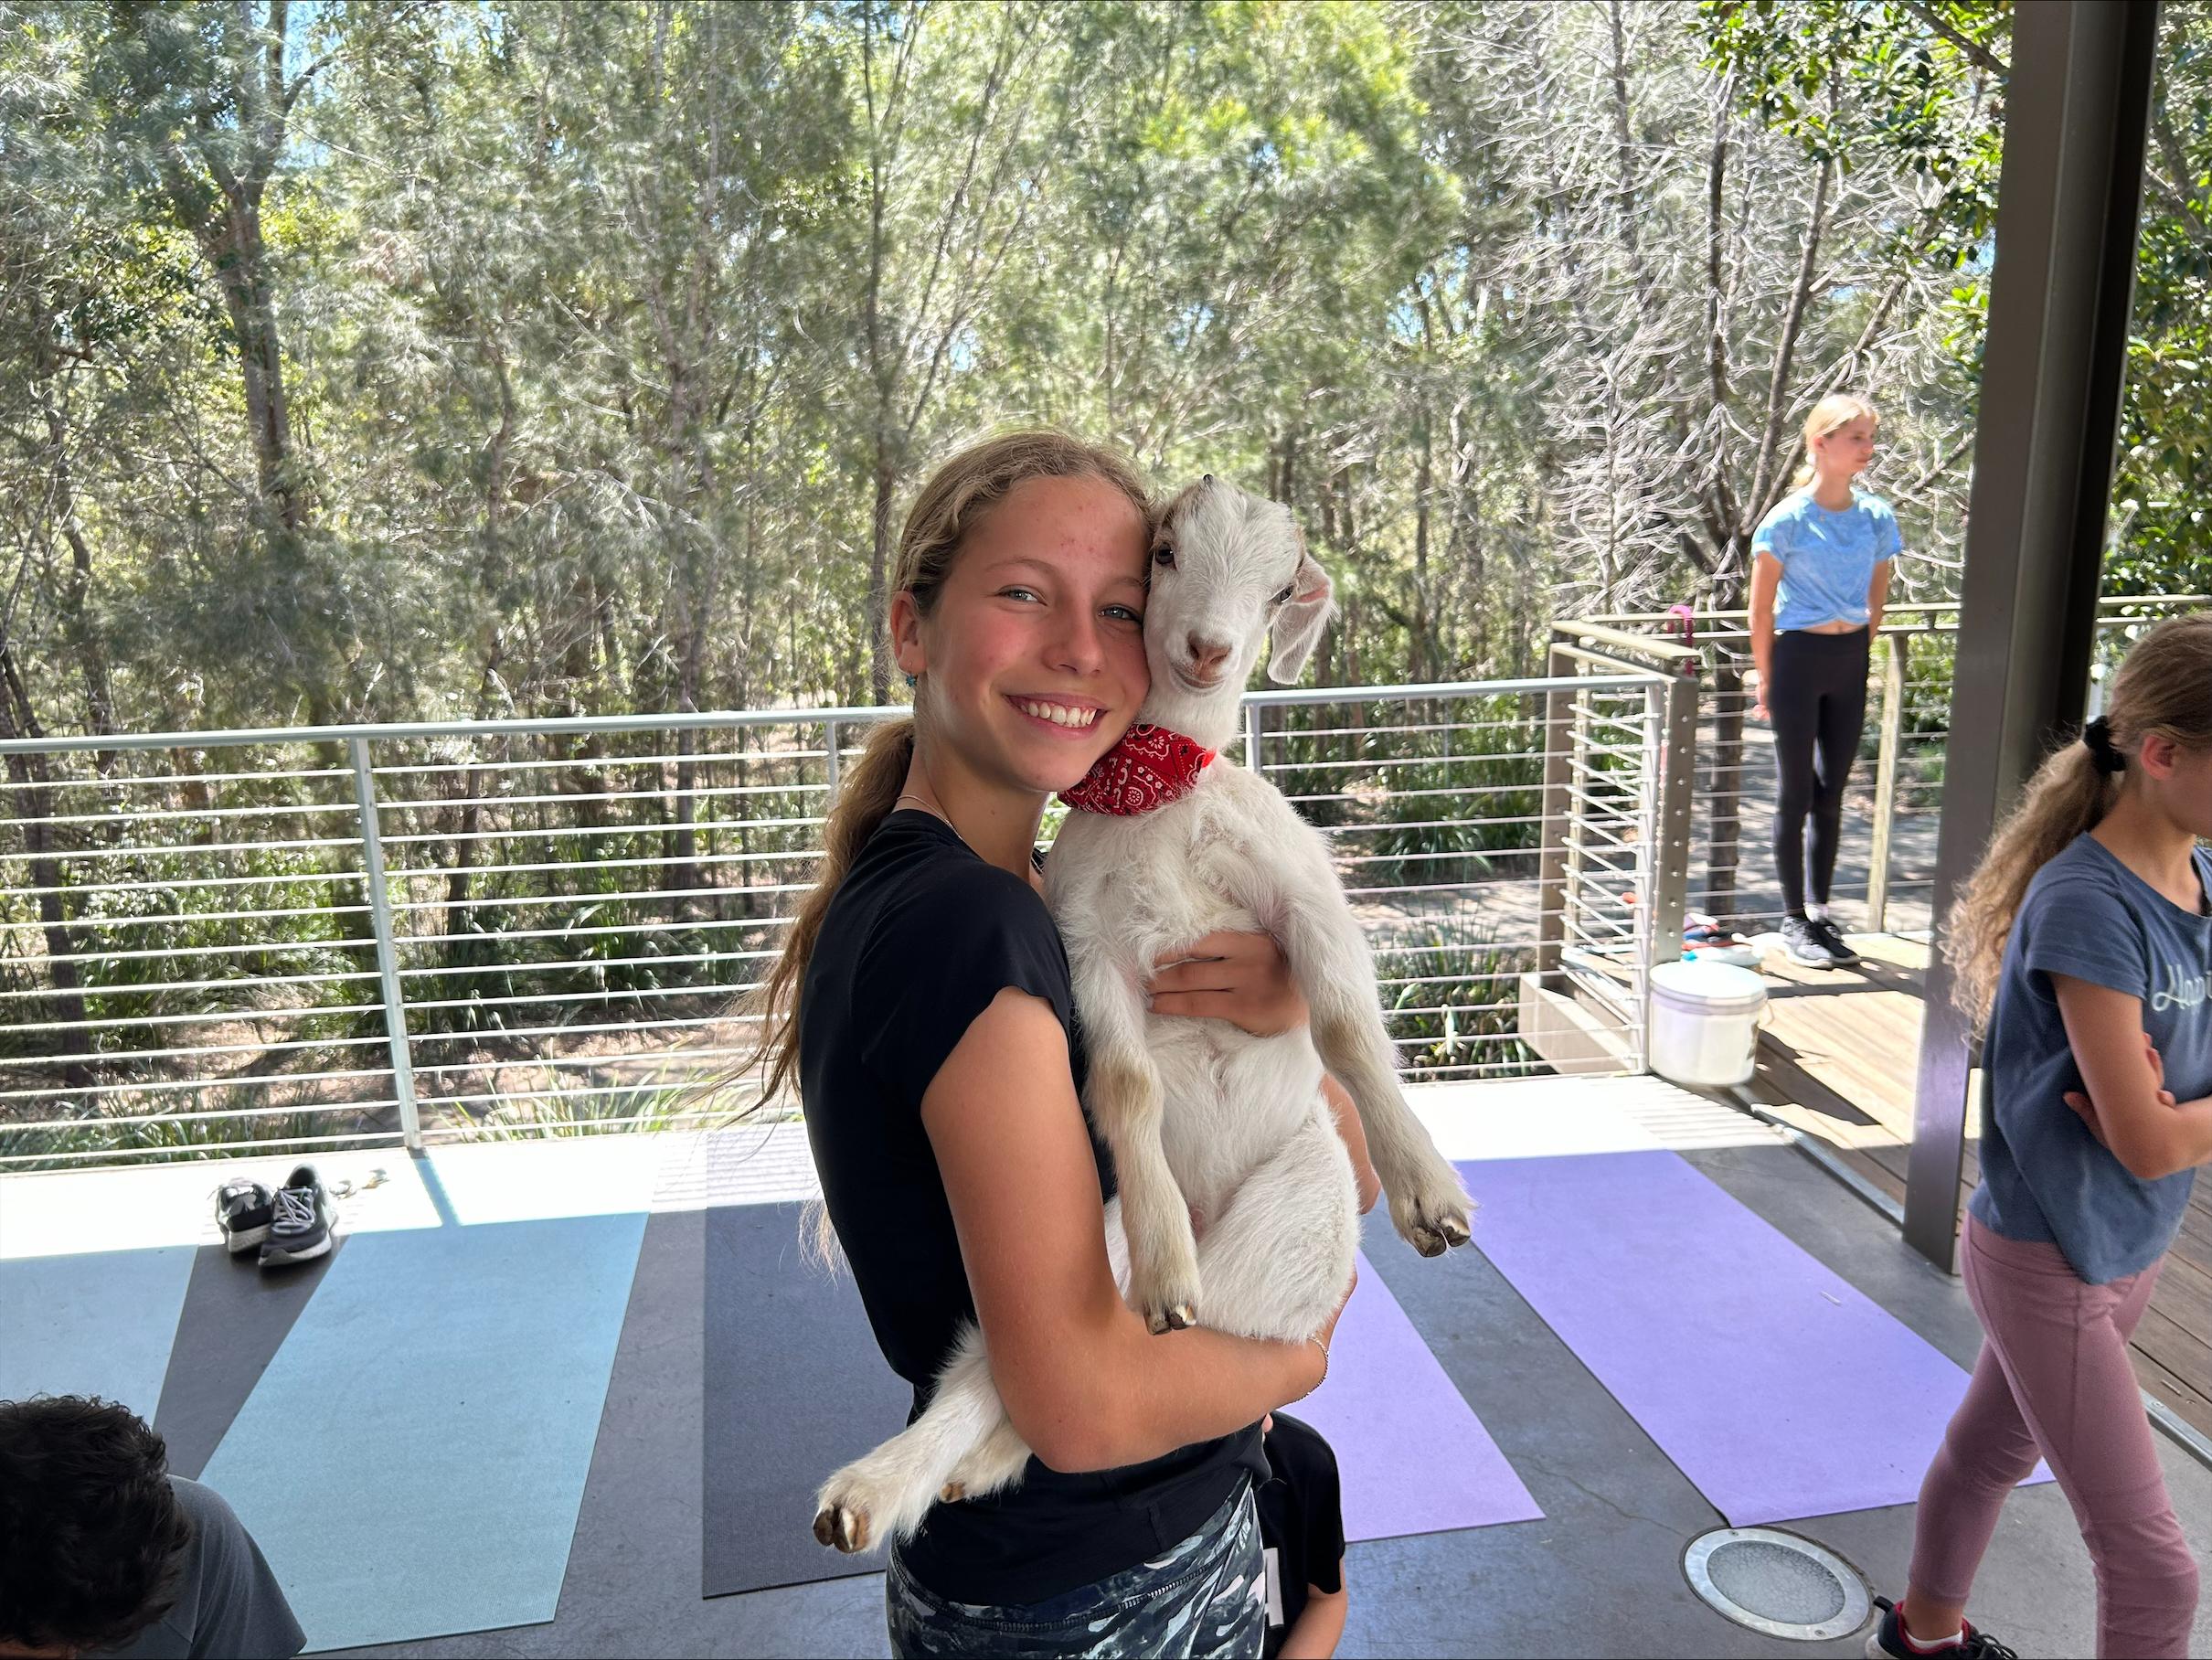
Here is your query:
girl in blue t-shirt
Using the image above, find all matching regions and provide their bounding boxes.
[1748,395,1901,968]
[1868,613,2212,1660]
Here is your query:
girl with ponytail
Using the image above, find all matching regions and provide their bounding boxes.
[1748,393,1899,968]
[748,431,1347,1658]
[1868,612,2212,1660]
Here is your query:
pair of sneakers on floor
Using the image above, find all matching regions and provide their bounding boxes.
[1782,909,1860,968]
[215,1165,335,1267]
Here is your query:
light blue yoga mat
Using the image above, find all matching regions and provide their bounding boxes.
[0,1245,196,1417]
[1455,1149,2050,1526]
[198,1211,647,1653]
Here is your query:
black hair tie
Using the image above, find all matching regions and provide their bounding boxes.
[2083,715,2127,775]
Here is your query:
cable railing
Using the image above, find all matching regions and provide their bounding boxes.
[0,675,1668,1169]
[1551,594,2208,944]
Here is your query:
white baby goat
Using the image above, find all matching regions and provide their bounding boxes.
[812,475,1474,1555]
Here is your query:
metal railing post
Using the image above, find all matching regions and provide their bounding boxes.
[823,718,841,801]
[1535,640,1577,979]
[1244,698,1263,771]
[1867,632,1907,933]
[1646,665,1698,971]
[349,737,420,1152]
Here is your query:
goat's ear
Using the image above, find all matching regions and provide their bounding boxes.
[1266,527,1335,686]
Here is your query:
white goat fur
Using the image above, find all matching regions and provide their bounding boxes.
[811,478,1473,1555]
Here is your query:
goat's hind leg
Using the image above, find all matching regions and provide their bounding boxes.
[1075,961,1203,1333]
[939,1412,1034,1506]
[813,1325,1023,1552]
[1193,1110,1360,1344]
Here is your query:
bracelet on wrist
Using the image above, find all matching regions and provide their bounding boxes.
[1305,1334,1329,1388]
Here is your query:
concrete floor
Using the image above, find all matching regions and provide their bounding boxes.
[323,1097,2212,1660]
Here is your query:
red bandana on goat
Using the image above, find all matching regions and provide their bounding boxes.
[1060,723,1215,815]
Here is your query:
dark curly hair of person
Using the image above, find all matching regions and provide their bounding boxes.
[0,1396,193,1654]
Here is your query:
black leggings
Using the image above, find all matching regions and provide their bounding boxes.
[1768,628,1869,915]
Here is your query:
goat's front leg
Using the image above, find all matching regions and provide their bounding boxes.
[1276,887,1472,1258]
[1075,957,1202,1331]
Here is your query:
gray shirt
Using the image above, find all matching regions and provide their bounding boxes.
[1969,833,2212,1282]
[98,1476,304,1660]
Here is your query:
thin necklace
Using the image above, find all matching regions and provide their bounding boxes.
[894,791,963,846]
[895,789,1041,889]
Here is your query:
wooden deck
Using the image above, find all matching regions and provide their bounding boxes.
[1748,933,2212,1440]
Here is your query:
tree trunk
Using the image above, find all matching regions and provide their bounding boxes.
[0,644,94,1090]
[30,322,116,771]
[867,452,898,705]
[1411,410,1434,683]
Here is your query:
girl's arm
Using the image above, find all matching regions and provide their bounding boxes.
[1279,1579,1348,1659]
[2052,975,2212,1180]
[1867,559,1891,636]
[924,987,1345,1474]
[1322,1074,1381,1214]
[1749,553,1782,718]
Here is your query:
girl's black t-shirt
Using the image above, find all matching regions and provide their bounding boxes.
[797,810,1263,1606]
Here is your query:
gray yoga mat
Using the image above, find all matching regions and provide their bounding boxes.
[155,1238,344,1479]
[701,1200,911,1597]
[700,1197,1543,1599]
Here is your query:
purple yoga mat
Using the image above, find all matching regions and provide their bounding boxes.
[1454,1150,2049,1527]
[1294,1251,1543,1542]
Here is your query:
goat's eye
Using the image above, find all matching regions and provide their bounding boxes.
[1154,546,1175,569]
[1272,584,1294,607]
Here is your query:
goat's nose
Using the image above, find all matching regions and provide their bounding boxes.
[1186,634,1233,676]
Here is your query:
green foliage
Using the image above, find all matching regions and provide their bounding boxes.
[5,0,2210,1157]
[1700,0,2006,261]
[2109,5,2212,598]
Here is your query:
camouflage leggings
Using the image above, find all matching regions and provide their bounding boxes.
[885,1481,1264,1658]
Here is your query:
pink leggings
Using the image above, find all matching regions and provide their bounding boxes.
[1909,1214,2199,1658]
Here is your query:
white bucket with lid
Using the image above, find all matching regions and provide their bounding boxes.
[1647,958,1768,1088]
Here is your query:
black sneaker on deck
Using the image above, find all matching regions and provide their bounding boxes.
[216,1177,274,1256]
[1808,914,1861,965]
[259,1165,335,1266]
[1866,1595,2018,1660]
[1781,912,1843,967]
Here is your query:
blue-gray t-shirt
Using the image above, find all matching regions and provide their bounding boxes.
[96,1477,304,1660]
[1968,833,2212,1282]
[1751,489,1901,632]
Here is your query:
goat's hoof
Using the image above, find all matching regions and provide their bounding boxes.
[813,1504,871,1554]
[1409,1211,1472,1257]
[1147,1301,1198,1334]
[940,1481,965,1504]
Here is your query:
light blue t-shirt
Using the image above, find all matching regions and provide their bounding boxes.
[1969,833,2212,1283]
[1751,489,1901,631]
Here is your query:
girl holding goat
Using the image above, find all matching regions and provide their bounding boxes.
[742,431,1357,1659]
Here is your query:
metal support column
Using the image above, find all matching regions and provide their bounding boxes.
[349,737,421,1153]
[1905,0,2159,1269]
